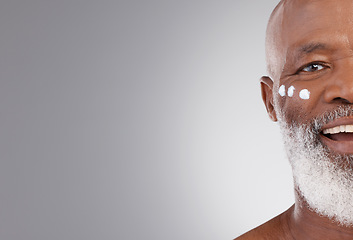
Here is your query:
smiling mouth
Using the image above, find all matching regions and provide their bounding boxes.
[321,123,353,154]
[323,125,353,141]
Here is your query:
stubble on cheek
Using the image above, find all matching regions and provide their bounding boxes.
[274,91,313,126]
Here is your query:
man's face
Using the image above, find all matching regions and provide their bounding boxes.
[272,0,353,155]
[264,0,353,226]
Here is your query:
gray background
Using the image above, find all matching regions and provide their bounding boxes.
[0,0,293,239]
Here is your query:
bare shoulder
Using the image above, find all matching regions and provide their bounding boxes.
[234,206,294,240]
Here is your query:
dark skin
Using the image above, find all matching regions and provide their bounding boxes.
[236,0,353,239]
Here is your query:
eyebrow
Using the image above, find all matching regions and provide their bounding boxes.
[299,42,329,54]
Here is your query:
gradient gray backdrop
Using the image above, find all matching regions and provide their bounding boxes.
[0,0,293,239]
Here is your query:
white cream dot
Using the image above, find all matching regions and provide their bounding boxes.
[299,89,310,100]
[279,85,286,97]
[288,86,295,97]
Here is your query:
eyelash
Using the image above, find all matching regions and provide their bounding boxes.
[297,62,328,74]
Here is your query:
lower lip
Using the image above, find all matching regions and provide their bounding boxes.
[320,133,353,154]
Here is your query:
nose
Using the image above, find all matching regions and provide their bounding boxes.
[323,67,353,104]
[323,84,353,104]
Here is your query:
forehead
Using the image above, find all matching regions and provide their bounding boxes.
[282,0,353,50]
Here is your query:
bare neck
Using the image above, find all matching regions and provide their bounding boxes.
[287,191,353,240]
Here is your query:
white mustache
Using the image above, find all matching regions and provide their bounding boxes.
[312,106,353,133]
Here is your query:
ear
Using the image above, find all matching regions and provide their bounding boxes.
[260,76,277,122]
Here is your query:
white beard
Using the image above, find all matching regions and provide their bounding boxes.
[278,106,353,226]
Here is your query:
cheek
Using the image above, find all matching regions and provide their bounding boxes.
[275,83,321,123]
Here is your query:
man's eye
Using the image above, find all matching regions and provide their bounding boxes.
[301,63,325,72]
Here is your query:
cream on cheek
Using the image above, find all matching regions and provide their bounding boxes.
[299,89,311,100]
[278,85,311,100]
[288,86,295,97]
[278,85,286,96]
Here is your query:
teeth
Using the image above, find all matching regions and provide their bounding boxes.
[323,125,353,134]
[347,125,353,132]
[333,126,340,133]
[340,125,346,132]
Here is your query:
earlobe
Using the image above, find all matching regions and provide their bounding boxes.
[260,76,278,122]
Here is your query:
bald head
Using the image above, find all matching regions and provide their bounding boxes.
[265,0,353,81]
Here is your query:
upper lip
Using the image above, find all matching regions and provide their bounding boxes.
[321,116,353,133]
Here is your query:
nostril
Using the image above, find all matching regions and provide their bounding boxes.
[333,97,344,101]
[332,97,352,104]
